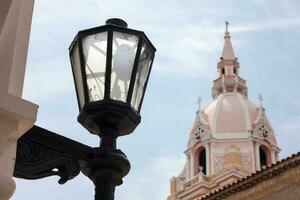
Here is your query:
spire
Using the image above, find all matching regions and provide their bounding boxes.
[258,94,264,108]
[197,96,202,111]
[212,22,248,98]
[222,21,235,60]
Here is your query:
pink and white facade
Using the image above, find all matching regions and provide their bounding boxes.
[168,25,280,200]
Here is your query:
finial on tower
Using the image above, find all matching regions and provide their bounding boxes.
[197,96,202,111]
[258,94,263,107]
[221,21,235,59]
[225,21,229,33]
[224,21,231,39]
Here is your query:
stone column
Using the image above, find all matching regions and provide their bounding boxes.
[210,143,215,175]
[186,154,190,179]
[270,149,276,164]
[0,0,38,199]
[255,142,260,171]
[190,150,195,177]
[251,141,256,173]
[275,151,279,161]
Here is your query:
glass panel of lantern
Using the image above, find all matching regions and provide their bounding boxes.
[131,43,154,111]
[70,43,85,109]
[110,32,139,101]
[82,32,108,103]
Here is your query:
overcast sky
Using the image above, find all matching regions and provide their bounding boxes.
[12,0,300,199]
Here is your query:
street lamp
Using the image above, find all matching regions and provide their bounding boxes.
[14,18,156,200]
[70,18,155,137]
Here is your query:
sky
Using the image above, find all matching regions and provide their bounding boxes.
[12,0,300,199]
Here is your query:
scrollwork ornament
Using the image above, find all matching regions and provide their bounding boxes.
[15,137,80,184]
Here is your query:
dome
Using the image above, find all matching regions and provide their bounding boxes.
[204,92,258,139]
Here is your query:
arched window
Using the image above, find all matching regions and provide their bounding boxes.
[198,148,206,175]
[259,146,269,168]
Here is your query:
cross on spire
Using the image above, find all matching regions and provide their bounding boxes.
[197,97,202,111]
[258,94,263,107]
[225,21,229,32]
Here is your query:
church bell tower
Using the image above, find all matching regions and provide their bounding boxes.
[167,23,280,200]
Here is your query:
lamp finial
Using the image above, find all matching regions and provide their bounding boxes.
[106,18,128,28]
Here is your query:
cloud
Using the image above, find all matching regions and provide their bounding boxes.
[232,18,300,33]
[28,0,224,77]
[14,146,185,200]
[26,0,300,80]
[254,0,300,18]
[23,58,74,101]
[14,174,94,200]
[276,117,300,158]
[116,154,185,200]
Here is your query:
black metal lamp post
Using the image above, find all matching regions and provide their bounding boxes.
[14,18,156,200]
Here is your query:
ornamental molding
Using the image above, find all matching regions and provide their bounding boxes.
[212,147,251,173]
[212,132,250,140]
[253,108,274,136]
[188,113,212,147]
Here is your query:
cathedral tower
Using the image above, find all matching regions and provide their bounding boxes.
[167,23,280,200]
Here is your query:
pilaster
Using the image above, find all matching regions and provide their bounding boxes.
[0,93,37,200]
[190,149,195,177]
[186,154,190,179]
[210,143,215,175]
[251,140,256,173]
[271,150,276,164]
[255,142,260,171]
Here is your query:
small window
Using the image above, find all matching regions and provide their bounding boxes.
[259,146,268,168]
[258,124,268,137]
[195,127,205,140]
[233,68,236,74]
[225,66,231,75]
[198,149,206,175]
[222,68,225,75]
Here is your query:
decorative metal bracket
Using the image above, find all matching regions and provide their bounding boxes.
[14,125,130,200]
[14,126,92,184]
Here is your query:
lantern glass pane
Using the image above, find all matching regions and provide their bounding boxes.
[71,43,85,109]
[131,43,153,111]
[82,32,108,102]
[110,32,139,102]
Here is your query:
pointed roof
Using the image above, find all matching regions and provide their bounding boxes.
[222,22,235,60]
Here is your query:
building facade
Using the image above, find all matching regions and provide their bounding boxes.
[202,152,300,200]
[168,25,281,200]
[0,1,37,199]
